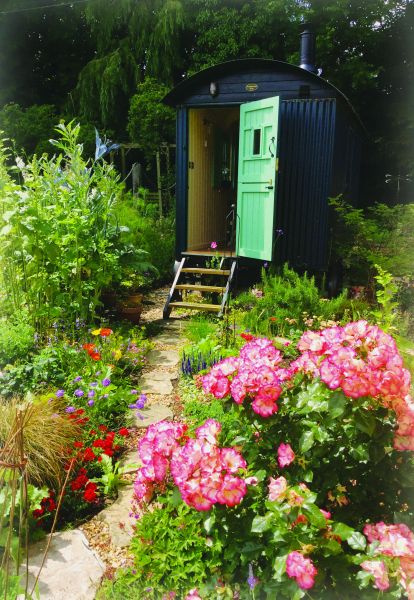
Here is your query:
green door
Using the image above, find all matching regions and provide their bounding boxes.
[236,96,279,260]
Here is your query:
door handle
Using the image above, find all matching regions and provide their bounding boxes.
[266,185,274,189]
[268,136,276,158]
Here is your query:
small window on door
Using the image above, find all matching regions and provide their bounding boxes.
[252,128,261,155]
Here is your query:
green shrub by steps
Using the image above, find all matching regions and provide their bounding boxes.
[237,264,370,337]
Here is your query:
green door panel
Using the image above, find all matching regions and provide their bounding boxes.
[236,96,279,260]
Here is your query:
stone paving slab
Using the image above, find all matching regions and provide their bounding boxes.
[135,403,173,427]
[140,372,174,395]
[96,486,136,548]
[19,530,104,600]
[147,349,180,368]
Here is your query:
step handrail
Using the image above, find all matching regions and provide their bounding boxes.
[163,257,186,319]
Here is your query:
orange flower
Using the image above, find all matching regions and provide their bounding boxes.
[83,343,95,352]
[90,352,101,361]
[100,328,113,337]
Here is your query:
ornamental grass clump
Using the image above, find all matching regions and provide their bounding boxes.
[127,320,414,599]
[0,397,79,486]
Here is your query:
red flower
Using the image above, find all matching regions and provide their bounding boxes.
[269,317,277,322]
[83,482,98,502]
[118,427,129,437]
[74,441,83,448]
[92,439,104,448]
[48,499,57,511]
[71,472,89,491]
[75,409,85,415]
[240,332,254,342]
[100,328,113,337]
[103,449,114,457]
[33,508,45,519]
[98,425,108,432]
[89,430,96,435]
[90,352,101,361]
[83,343,95,352]
[82,447,96,462]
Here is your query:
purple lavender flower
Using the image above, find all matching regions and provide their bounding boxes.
[247,563,259,590]
[102,378,111,387]
[129,393,147,410]
[90,381,98,387]
[65,406,76,414]
[88,390,95,398]
[74,389,84,397]
[87,399,95,407]
[55,389,65,398]
[130,389,138,395]
[73,376,82,382]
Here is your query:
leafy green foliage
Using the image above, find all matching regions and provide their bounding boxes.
[0,312,35,366]
[127,78,175,161]
[330,198,414,284]
[0,122,153,338]
[127,495,222,597]
[238,264,365,338]
[0,103,58,156]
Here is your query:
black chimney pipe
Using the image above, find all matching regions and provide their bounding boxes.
[299,27,317,74]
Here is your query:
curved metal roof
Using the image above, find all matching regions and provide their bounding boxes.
[163,58,362,128]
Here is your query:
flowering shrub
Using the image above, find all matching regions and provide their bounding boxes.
[130,321,414,598]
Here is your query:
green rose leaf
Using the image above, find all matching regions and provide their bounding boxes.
[328,391,347,419]
[302,502,327,528]
[354,410,376,436]
[299,430,314,453]
[273,554,288,580]
[332,522,355,541]
[347,532,367,551]
[251,513,273,533]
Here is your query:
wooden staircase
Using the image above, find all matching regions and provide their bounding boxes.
[163,255,237,319]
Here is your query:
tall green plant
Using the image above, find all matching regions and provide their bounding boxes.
[0,122,148,338]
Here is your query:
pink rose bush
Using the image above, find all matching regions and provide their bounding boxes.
[130,321,414,598]
[134,419,247,511]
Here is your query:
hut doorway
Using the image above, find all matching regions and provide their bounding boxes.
[186,96,279,262]
[186,106,239,255]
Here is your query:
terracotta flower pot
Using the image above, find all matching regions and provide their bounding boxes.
[119,305,143,324]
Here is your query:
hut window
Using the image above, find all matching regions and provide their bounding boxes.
[253,129,261,155]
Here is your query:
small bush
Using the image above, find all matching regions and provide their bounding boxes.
[0,314,35,366]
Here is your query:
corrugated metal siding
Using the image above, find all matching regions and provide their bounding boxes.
[275,98,336,271]
[175,107,188,257]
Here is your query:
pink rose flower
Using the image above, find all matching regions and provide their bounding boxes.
[268,476,287,501]
[277,442,295,468]
[286,551,317,590]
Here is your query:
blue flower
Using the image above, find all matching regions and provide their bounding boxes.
[87,399,95,407]
[65,406,75,414]
[88,390,95,398]
[102,378,111,387]
[73,376,82,382]
[90,381,98,387]
[74,389,84,397]
[55,389,65,398]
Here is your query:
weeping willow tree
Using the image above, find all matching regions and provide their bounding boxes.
[74,0,187,130]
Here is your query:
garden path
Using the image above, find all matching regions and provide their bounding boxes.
[25,289,189,599]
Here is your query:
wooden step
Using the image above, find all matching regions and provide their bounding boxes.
[169,302,221,312]
[175,284,226,293]
[181,268,230,276]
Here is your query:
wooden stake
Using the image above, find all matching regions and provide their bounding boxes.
[156,150,163,217]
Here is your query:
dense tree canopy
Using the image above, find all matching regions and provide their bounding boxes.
[0,0,412,200]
